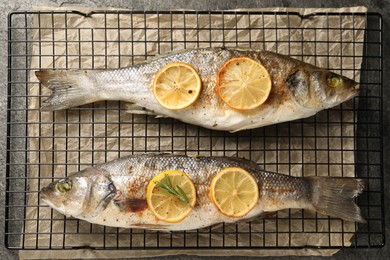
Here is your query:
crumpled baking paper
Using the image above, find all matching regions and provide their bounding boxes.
[20,5,366,259]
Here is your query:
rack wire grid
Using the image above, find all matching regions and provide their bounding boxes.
[6,11,384,250]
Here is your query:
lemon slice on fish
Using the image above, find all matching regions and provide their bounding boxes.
[217,57,272,110]
[210,167,259,218]
[147,170,196,223]
[152,62,202,110]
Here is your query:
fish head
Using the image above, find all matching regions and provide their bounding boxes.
[287,69,359,110]
[40,168,116,218]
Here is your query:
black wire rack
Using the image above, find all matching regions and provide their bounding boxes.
[6,10,384,250]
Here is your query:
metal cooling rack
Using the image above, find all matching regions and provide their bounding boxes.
[6,11,384,250]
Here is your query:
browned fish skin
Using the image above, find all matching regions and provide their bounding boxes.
[40,154,365,230]
[35,48,358,131]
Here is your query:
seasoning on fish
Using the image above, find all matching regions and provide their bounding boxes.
[35,48,358,132]
[40,154,366,231]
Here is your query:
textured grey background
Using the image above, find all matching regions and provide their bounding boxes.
[0,0,388,259]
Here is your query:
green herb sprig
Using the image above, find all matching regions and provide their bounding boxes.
[155,175,191,207]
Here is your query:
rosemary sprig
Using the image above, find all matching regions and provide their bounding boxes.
[155,175,191,206]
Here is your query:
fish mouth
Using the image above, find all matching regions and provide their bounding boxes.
[40,190,56,208]
[350,81,360,98]
[343,80,359,101]
[40,187,50,201]
[352,80,360,91]
[40,185,58,205]
[39,187,48,200]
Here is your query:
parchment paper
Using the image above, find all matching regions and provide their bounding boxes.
[20,6,367,259]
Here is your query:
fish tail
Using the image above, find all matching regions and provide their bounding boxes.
[35,70,100,111]
[307,177,366,223]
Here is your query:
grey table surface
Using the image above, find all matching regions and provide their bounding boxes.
[0,0,388,259]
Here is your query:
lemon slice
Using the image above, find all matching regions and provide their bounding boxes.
[147,170,196,223]
[210,167,259,218]
[152,62,202,110]
[216,57,272,110]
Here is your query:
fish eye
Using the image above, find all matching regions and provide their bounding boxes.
[327,74,342,88]
[56,178,72,193]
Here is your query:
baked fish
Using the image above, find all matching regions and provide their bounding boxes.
[35,48,358,132]
[40,154,365,231]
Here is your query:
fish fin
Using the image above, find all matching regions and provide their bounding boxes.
[130,224,171,231]
[229,127,249,133]
[89,174,117,218]
[123,102,157,115]
[229,121,276,133]
[90,197,112,218]
[35,70,100,111]
[229,123,260,133]
[308,177,366,223]
[237,211,277,223]
[123,102,169,118]
[257,211,278,219]
[213,156,262,171]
